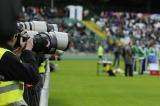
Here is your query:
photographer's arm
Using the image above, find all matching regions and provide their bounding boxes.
[13,35,33,56]
[0,35,40,85]
[0,51,40,85]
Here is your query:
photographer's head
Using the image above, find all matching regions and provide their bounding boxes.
[0,0,21,47]
[0,28,17,43]
[4,34,18,48]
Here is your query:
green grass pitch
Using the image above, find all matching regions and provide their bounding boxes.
[49,59,160,106]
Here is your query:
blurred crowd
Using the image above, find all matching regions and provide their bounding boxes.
[20,6,65,21]
[20,6,97,53]
[63,23,97,53]
[94,11,160,42]
[93,11,160,76]
[66,11,160,54]
[20,6,160,55]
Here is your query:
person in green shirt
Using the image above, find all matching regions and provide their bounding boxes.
[138,43,148,75]
[131,41,139,73]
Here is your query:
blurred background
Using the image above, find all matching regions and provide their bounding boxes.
[20,0,160,56]
[19,0,160,106]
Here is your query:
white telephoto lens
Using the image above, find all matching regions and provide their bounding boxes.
[26,31,39,38]
[49,31,69,50]
[32,21,47,32]
[48,24,59,32]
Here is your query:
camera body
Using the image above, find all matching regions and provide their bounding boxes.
[17,21,69,53]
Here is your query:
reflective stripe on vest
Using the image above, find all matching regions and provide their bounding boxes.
[0,48,24,106]
[0,82,20,93]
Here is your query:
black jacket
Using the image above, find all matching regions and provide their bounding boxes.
[0,45,40,85]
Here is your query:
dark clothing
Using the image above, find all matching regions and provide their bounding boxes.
[139,59,146,75]
[124,46,133,77]
[114,47,121,58]
[124,47,133,64]
[98,56,103,60]
[24,78,43,106]
[0,45,39,85]
[107,70,116,76]
[132,58,137,72]
[125,64,133,76]
[113,46,121,67]
[113,56,120,67]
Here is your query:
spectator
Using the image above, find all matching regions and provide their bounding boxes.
[124,43,133,77]
[113,45,122,68]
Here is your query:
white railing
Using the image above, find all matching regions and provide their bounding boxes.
[39,58,50,106]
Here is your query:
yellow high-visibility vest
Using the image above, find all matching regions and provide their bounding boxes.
[0,48,24,106]
[39,61,46,73]
[98,46,104,56]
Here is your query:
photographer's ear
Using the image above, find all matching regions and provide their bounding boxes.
[13,34,18,44]
[7,34,18,48]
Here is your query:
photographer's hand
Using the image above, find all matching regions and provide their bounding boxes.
[25,37,33,51]
[20,37,26,49]
[13,37,26,56]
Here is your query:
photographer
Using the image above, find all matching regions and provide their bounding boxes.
[0,0,40,105]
